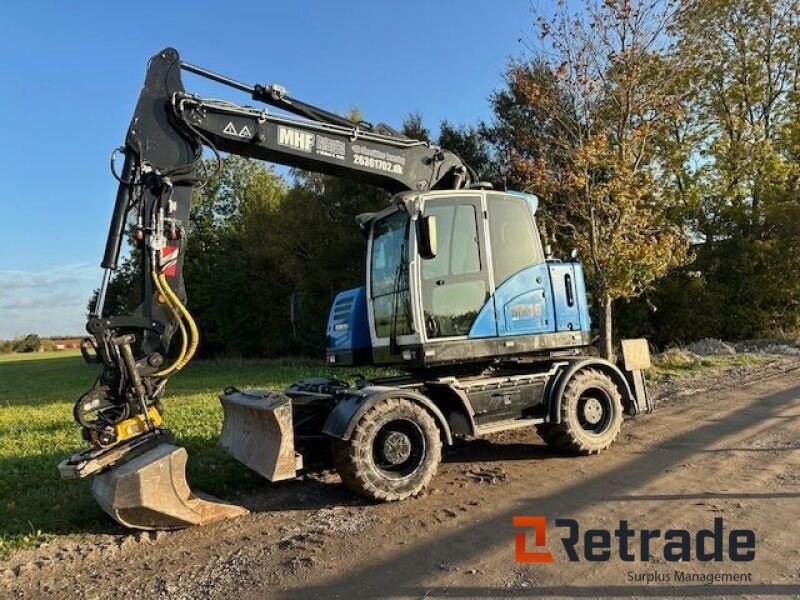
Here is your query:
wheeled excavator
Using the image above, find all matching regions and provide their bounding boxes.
[59,48,653,530]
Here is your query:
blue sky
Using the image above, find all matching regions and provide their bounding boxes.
[0,0,535,338]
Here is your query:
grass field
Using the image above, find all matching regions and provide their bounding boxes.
[0,350,390,555]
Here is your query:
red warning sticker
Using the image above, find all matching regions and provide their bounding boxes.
[161,245,179,277]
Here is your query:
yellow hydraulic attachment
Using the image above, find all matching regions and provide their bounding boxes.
[101,406,163,447]
[152,270,199,377]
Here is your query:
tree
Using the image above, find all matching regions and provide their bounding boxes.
[13,334,41,353]
[247,169,390,353]
[401,112,431,142]
[629,0,800,342]
[183,156,289,356]
[401,113,497,181]
[486,0,690,358]
[673,0,799,242]
[86,250,142,319]
[438,120,495,182]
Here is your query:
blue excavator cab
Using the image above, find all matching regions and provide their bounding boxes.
[326,189,591,368]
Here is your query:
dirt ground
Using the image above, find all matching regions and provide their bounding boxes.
[3,358,800,599]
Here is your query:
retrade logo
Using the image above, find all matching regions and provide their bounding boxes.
[513,516,756,563]
[513,516,554,562]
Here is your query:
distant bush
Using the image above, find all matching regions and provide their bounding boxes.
[12,334,41,353]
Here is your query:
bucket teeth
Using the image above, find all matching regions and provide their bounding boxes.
[219,390,301,481]
[91,442,247,530]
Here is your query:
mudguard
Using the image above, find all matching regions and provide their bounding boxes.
[322,386,453,444]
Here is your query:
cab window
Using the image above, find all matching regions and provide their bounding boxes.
[422,204,481,281]
[370,211,413,337]
[487,194,543,285]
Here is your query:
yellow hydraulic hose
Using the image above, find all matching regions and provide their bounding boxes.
[156,271,199,370]
[152,271,189,377]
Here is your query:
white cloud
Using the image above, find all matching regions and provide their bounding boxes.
[0,264,99,339]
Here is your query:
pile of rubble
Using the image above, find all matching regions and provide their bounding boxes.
[660,338,800,361]
[685,338,737,356]
[733,339,800,356]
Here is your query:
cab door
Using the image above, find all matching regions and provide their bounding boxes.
[419,196,491,339]
[485,193,555,337]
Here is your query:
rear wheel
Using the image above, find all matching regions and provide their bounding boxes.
[536,368,623,455]
[332,398,442,501]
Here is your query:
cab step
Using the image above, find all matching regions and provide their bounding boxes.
[473,417,545,436]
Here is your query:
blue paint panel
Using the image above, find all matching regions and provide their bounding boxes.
[502,288,548,333]
[470,263,555,338]
[468,260,592,339]
[548,263,580,331]
[326,286,370,353]
[468,298,498,337]
[546,262,591,333]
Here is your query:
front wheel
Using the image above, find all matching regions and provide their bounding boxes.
[332,398,442,501]
[536,368,623,455]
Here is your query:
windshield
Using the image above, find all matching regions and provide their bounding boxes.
[370,210,413,337]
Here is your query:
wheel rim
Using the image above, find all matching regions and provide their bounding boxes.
[576,387,613,435]
[371,418,426,480]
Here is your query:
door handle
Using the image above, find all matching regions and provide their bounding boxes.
[435,280,446,286]
[564,274,574,307]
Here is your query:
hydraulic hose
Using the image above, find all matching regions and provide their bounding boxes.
[152,271,189,377]
[156,271,199,370]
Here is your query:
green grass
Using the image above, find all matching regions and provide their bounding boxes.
[0,351,391,556]
[649,352,775,378]
[0,349,82,362]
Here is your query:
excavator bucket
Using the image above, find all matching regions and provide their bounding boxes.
[219,390,302,481]
[90,442,248,530]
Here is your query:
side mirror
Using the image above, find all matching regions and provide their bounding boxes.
[418,214,438,259]
[569,248,579,260]
[544,244,553,259]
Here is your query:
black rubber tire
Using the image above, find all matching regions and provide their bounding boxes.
[536,368,623,455]
[332,398,442,502]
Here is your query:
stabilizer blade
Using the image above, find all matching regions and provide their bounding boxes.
[219,390,301,481]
